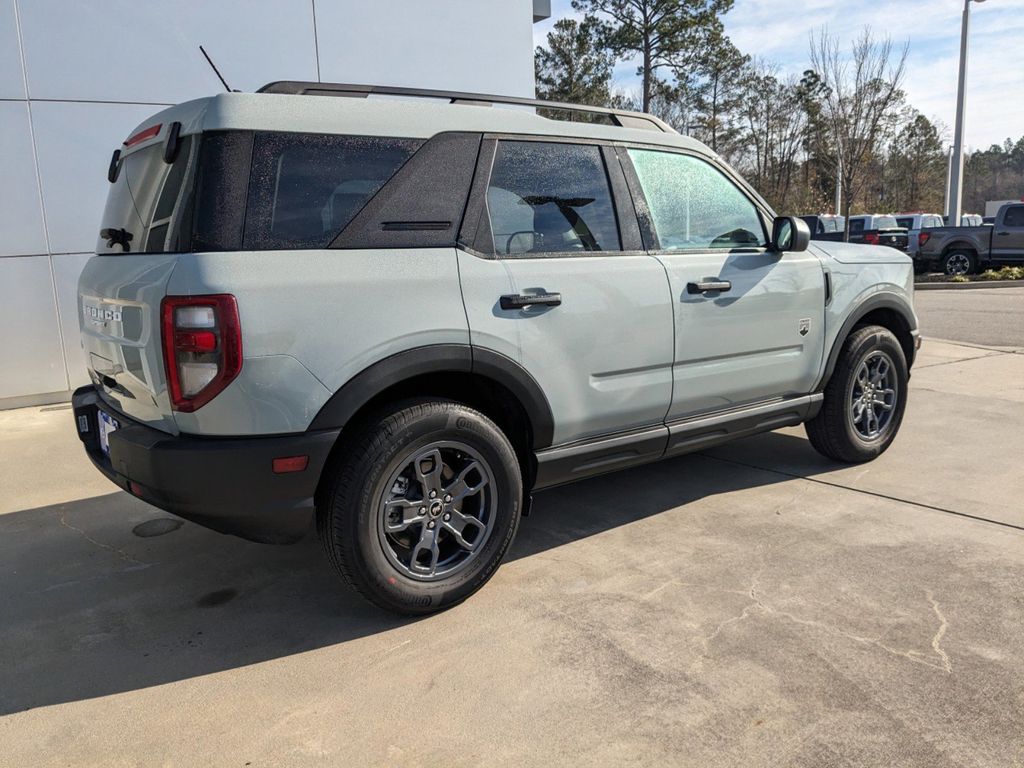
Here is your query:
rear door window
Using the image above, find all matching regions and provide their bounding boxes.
[485,140,621,255]
[244,133,421,250]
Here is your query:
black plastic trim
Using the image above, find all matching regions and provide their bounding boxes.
[72,386,338,544]
[664,395,821,457]
[533,425,668,490]
[257,81,676,133]
[331,132,482,250]
[307,345,555,450]
[162,121,182,164]
[816,294,919,390]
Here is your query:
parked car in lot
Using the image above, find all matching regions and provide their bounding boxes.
[849,215,909,251]
[920,202,1024,274]
[895,213,945,260]
[71,82,920,614]
[944,213,984,227]
[800,214,846,242]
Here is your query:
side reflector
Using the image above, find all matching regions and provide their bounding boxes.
[273,456,309,474]
[124,123,162,147]
[129,481,145,496]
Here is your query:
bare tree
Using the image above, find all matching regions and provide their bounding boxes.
[809,28,908,239]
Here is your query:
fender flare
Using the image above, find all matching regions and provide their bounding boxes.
[817,293,918,390]
[308,344,555,449]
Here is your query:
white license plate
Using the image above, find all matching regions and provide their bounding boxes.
[98,411,119,456]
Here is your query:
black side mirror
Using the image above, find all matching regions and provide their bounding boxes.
[771,216,811,253]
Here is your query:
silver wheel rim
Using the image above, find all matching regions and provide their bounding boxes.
[946,253,970,276]
[849,350,898,441]
[377,440,496,581]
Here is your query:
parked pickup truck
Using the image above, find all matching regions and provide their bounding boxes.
[917,202,1024,275]
[802,214,908,251]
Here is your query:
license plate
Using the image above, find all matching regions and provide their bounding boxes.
[98,411,119,456]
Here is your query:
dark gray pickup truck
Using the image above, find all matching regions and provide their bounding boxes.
[917,203,1024,275]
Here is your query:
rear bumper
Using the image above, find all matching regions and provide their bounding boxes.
[71,385,339,544]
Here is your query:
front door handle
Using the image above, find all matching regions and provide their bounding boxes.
[687,280,732,295]
[500,292,562,310]
[996,231,1011,236]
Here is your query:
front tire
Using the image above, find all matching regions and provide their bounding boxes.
[318,399,522,615]
[805,325,908,463]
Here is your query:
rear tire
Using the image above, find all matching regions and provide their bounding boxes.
[942,250,976,276]
[318,399,522,615]
[805,325,908,464]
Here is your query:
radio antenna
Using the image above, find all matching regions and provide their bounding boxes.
[199,45,233,92]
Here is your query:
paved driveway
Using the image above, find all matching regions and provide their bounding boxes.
[1,338,1022,767]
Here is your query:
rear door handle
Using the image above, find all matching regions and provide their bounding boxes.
[500,292,562,310]
[686,280,732,295]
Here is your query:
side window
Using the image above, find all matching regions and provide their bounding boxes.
[1004,206,1024,227]
[244,133,421,249]
[486,141,621,255]
[627,148,765,251]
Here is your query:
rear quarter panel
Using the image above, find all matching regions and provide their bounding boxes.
[166,248,469,435]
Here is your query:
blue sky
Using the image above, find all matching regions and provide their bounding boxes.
[535,0,1023,151]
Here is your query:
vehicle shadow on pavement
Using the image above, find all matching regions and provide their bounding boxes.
[0,432,828,716]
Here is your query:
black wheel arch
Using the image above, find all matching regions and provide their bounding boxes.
[817,295,918,391]
[308,344,555,452]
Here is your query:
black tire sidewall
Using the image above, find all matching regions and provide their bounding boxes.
[334,404,521,614]
[835,329,908,460]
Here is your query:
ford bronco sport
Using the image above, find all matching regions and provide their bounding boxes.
[73,82,920,614]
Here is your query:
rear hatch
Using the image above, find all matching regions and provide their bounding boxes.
[79,114,201,434]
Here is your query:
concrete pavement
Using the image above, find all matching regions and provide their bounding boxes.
[1,339,1023,767]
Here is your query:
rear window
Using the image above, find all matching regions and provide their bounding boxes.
[243,133,421,250]
[874,216,898,230]
[96,136,195,254]
[895,217,914,229]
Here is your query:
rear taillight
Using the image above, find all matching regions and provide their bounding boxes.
[161,295,242,412]
[864,233,880,245]
[919,232,931,247]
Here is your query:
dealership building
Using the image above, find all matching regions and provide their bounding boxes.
[1,0,550,409]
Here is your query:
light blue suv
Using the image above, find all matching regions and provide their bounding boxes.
[72,83,920,614]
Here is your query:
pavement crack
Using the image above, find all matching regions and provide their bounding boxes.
[58,510,146,566]
[925,590,953,674]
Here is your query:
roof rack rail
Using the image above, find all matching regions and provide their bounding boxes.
[257,81,676,134]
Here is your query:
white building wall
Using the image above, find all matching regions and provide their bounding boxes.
[0,0,545,408]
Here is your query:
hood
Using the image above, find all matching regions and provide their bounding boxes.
[810,240,912,265]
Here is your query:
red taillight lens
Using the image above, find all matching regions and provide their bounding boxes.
[919,232,931,247]
[161,295,242,412]
[864,233,880,245]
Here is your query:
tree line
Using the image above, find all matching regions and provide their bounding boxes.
[535,0,1019,223]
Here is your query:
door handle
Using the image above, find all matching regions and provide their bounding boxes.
[500,292,562,310]
[996,231,1010,236]
[687,280,732,295]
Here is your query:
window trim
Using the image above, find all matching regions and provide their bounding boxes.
[618,144,772,256]
[463,134,641,260]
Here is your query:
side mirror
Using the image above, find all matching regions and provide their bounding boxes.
[771,216,810,253]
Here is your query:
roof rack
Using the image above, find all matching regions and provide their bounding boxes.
[257,81,676,134]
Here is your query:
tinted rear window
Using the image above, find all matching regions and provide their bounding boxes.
[243,133,421,250]
[895,217,913,229]
[96,136,195,254]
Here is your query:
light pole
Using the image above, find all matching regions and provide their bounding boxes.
[947,0,987,226]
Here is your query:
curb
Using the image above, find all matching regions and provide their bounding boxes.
[914,280,1024,291]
